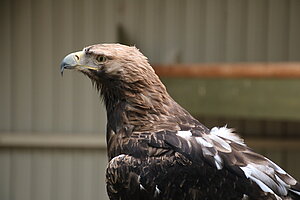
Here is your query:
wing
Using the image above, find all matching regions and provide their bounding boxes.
[106,149,251,200]
[107,153,186,200]
[106,125,300,200]
[161,126,300,200]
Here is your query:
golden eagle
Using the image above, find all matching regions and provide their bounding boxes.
[61,44,300,200]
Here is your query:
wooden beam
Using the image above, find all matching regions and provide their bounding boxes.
[153,62,300,78]
[0,133,299,150]
[161,78,300,120]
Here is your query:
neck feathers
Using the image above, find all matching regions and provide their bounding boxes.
[98,74,197,133]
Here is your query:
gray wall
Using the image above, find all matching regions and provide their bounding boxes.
[0,0,300,200]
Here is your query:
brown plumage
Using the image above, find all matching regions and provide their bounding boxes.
[61,43,300,200]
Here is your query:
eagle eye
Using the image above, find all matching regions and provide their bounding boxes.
[96,55,107,63]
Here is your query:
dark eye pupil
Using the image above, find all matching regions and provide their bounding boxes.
[97,56,105,62]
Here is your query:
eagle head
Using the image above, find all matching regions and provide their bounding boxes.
[60,44,167,107]
[61,43,156,84]
[60,43,193,132]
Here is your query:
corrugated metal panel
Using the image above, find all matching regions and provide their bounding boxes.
[11,0,33,132]
[289,0,300,60]
[0,149,11,200]
[32,0,53,132]
[2,0,300,133]
[225,0,247,62]
[0,0,12,131]
[0,0,300,200]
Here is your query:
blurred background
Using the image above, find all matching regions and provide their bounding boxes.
[0,0,300,200]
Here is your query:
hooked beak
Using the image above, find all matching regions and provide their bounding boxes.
[60,51,84,76]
